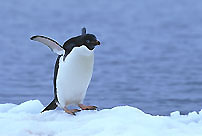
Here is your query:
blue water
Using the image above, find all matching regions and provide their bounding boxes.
[0,0,202,115]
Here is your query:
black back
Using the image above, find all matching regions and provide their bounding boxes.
[53,55,62,102]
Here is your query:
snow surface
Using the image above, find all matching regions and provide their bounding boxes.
[0,100,202,136]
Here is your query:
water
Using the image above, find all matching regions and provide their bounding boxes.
[0,0,202,115]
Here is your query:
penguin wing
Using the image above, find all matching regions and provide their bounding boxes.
[30,35,65,55]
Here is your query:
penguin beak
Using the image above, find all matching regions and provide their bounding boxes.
[95,40,100,45]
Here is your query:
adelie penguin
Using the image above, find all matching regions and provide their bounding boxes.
[30,28,100,115]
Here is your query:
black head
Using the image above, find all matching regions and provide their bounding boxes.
[62,28,100,60]
[80,28,100,50]
[63,27,100,51]
[81,33,100,50]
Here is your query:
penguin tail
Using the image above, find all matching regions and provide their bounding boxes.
[41,99,57,113]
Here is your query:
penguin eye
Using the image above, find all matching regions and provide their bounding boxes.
[86,40,90,43]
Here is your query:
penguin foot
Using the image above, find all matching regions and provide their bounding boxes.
[70,109,81,113]
[64,108,81,115]
[78,104,97,110]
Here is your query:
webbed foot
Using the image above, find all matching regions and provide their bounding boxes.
[64,108,81,115]
[78,104,97,110]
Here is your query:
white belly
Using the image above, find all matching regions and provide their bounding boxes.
[56,46,94,108]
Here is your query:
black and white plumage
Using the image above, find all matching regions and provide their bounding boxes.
[31,28,100,115]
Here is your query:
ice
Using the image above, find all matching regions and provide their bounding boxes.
[0,103,16,112]
[8,100,44,113]
[0,100,201,136]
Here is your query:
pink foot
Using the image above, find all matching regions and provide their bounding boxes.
[64,108,81,115]
[78,104,97,110]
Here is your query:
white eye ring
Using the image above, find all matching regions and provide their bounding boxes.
[86,40,90,43]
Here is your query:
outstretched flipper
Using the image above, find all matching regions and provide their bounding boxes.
[30,35,65,55]
[41,99,58,113]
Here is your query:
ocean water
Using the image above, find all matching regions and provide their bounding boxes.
[0,0,202,115]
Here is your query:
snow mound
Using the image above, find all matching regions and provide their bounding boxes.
[0,100,202,136]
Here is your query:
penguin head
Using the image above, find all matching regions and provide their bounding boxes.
[62,28,100,60]
[81,34,100,50]
[80,28,100,50]
[63,27,100,51]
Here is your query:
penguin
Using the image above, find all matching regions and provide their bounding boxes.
[30,28,100,115]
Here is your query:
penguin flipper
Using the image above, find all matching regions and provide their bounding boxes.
[41,99,58,113]
[30,35,65,55]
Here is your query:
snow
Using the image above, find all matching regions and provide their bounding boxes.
[0,100,202,136]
